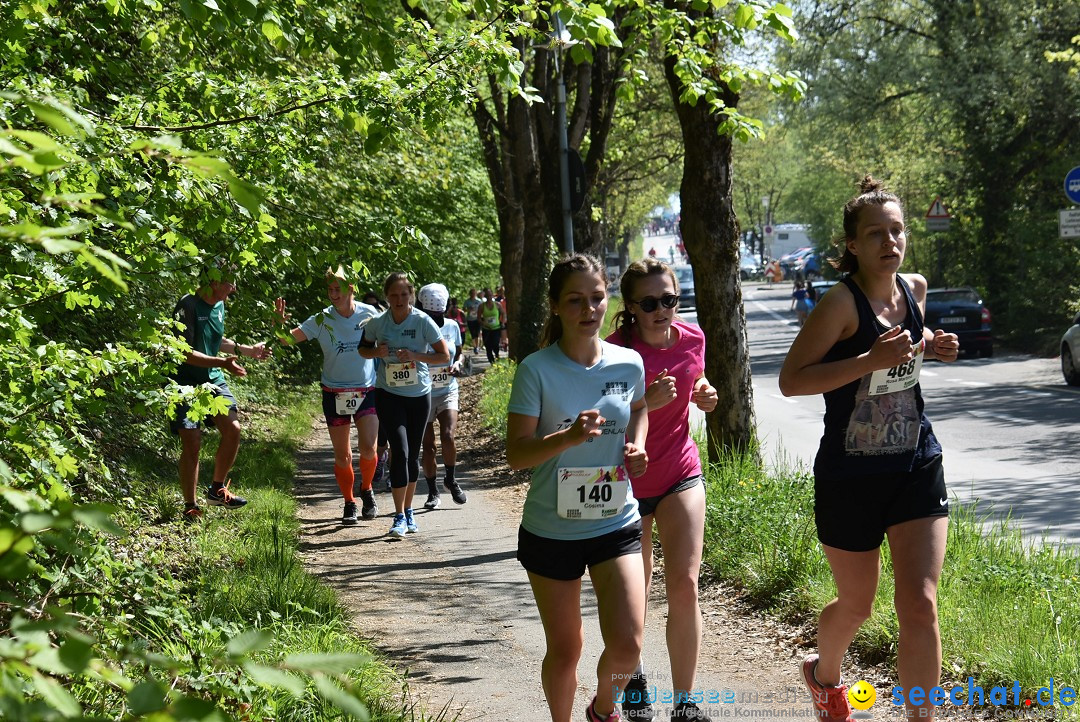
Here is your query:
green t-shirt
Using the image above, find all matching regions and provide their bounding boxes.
[173,294,225,385]
[480,300,502,329]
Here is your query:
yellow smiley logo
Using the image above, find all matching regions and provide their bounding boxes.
[847,680,877,710]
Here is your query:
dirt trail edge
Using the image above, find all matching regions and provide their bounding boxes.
[294,370,896,721]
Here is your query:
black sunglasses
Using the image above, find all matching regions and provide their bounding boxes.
[634,294,679,313]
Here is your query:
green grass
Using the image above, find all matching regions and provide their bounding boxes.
[478,381,1080,719]
[108,377,449,721]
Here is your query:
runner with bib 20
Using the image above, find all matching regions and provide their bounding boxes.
[506,254,648,722]
[275,266,381,524]
[779,176,959,722]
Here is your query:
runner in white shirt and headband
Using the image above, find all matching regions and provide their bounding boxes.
[417,283,469,510]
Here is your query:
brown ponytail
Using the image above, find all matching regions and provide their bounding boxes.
[831,174,904,274]
[541,254,606,347]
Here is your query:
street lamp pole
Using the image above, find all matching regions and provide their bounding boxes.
[554,15,574,255]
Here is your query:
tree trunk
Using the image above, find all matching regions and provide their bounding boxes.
[510,93,552,359]
[663,55,757,458]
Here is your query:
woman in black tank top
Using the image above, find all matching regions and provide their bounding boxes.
[778,177,960,722]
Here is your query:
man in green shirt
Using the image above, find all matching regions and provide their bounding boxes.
[170,271,269,521]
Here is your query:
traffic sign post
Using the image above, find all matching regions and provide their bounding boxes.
[924,195,951,233]
[1060,209,1080,239]
[1064,166,1080,204]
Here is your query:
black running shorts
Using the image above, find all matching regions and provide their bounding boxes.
[814,455,948,552]
[517,521,643,581]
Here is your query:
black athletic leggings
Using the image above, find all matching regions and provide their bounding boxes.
[482,328,502,364]
[375,390,431,489]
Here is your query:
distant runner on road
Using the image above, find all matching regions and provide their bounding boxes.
[463,288,482,354]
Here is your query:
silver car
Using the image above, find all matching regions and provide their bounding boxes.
[1063,311,1080,386]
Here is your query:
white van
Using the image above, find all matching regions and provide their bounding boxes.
[768,224,812,260]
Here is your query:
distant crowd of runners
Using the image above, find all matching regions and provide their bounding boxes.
[170,175,960,722]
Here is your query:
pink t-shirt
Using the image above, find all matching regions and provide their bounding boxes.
[606,320,705,498]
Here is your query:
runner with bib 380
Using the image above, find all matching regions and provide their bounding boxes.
[359,272,449,540]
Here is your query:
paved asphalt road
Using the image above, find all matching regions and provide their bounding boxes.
[645,232,1080,545]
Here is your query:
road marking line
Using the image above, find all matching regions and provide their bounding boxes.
[968,409,1021,424]
[921,369,938,377]
[769,394,798,404]
[753,301,797,326]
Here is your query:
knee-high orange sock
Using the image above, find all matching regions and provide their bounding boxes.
[358,454,377,492]
[334,464,355,502]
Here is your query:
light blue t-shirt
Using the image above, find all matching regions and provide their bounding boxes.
[429,318,463,398]
[363,307,444,397]
[507,341,645,540]
[299,302,378,389]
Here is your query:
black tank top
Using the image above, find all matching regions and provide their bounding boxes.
[814,275,942,479]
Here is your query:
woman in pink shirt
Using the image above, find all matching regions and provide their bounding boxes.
[606,259,718,722]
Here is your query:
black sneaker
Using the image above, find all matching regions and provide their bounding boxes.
[359,489,378,520]
[671,701,710,722]
[423,493,441,509]
[182,505,204,523]
[373,452,389,492]
[444,480,468,505]
[206,479,247,509]
[622,672,655,722]
[342,501,358,525]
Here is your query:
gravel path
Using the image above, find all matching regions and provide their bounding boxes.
[293,364,913,721]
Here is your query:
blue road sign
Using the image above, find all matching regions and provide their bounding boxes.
[1066,166,1080,204]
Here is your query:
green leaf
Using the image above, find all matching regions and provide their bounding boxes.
[262,20,284,43]
[227,178,264,215]
[283,652,369,674]
[171,696,221,719]
[227,629,273,657]
[58,638,95,674]
[128,680,168,715]
[20,512,57,534]
[27,102,76,137]
[244,662,307,697]
[78,248,129,291]
[32,672,82,716]
[733,4,756,29]
[312,676,370,721]
[39,237,86,254]
[72,506,124,535]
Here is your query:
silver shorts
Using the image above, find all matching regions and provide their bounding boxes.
[427,385,459,424]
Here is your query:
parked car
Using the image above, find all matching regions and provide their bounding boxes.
[808,279,840,300]
[778,247,814,278]
[923,288,993,357]
[740,252,762,280]
[796,252,822,279]
[673,264,695,308]
[1062,310,1080,386]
